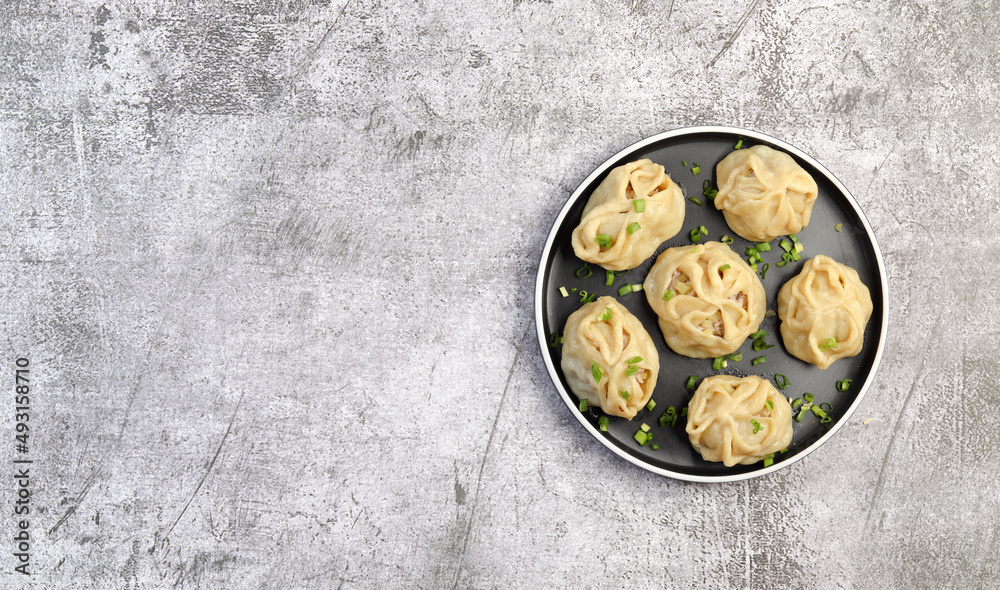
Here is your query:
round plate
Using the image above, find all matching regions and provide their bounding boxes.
[535,126,888,482]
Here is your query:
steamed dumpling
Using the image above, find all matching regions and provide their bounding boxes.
[714,145,818,242]
[571,159,684,271]
[686,375,793,467]
[777,255,873,370]
[642,242,766,358]
[561,296,659,419]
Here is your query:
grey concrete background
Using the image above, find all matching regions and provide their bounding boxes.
[0,0,997,588]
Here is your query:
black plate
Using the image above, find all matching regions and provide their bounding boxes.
[535,127,888,482]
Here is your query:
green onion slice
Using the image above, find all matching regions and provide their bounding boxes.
[595,234,613,248]
[789,233,798,243]
[729,352,743,362]
[620,390,631,400]
[752,356,766,366]
[759,262,769,279]
[633,198,646,212]
[774,373,789,390]
[719,264,731,271]
[625,365,638,376]
[820,337,838,350]
[599,307,613,321]
[662,289,676,301]
[691,165,701,175]
[625,356,643,364]
[751,419,762,434]
[598,416,610,431]
[835,222,843,232]
[712,356,726,370]
[618,285,633,296]
[765,400,774,409]
[579,399,589,412]
[575,264,592,278]
[763,453,774,467]
[559,286,569,297]
[750,330,768,339]
[627,222,641,235]
[605,270,615,286]
[756,242,772,252]
[836,379,853,391]
[688,197,703,206]
[592,362,603,382]
[690,228,702,243]
[803,392,814,403]
[734,138,745,149]
[646,399,656,411]
[721,235,734,244]
[685,375,699,390]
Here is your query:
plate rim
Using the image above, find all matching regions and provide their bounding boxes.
[533,125,890,483]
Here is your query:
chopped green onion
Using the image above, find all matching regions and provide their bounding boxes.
[578,290,590,303]
[820,338,838,351]
[559,286,569,297]
[745,246,758,257]
[756,242,772,252]
[712,356,727,370]
[763,453,774,467]
[662,289,676,301]
[759,262,769,279]
[777,252,792,267]
[734,137,745,149]
[625,365,639,376]
[721,235,734,244]
[820,402,833,411]
[719,264,731,271]
[685,375,699,390]
[651,444,659,450]
[752,356,766,366]
[633,430,650,445]
[599,307,613,321]
[659,406,678,428]
[752,340,773,351]
[692,165,702,175]
[790,249,802,262]
[582,292,597,303]
[680,407,688,418]
[640,422,651,432]
[548,331,563,347]
[618,284,633,296]
[646,399,656,411]
[774,374,789,390]
[690,228,703,243]
[595,234,612,248]
[633,198,646,212]
[575,264,592,278]
[836,379,853,392]
[751,419,762,434]
[579,399,589,412]
[792,398,803,409]
[779,239,792,252]
[750,330,768,340]
[592,362,603,382]
[794,242,804,253]
[702,180,718,199]
[627,222,642,235]
[629,283,643,292]
[795,408,807,422]
[605,270,615,286]
[811,405,828,420]
[682,160,688,166]
[688,197,703,206]
[729,352,743,362]
[620,390,631,400]
[803,392,814,403]
[765,400,774,409]
[626,356,643,364]
[598,416,609,431]
[835,223,843,232]
[789,233,798,243]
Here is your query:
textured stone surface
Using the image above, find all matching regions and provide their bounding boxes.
[1,0,999,587]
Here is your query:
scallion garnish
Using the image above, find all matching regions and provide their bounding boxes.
[579,399,589,412]
[752,356,766,366]
[651,444,659,450]
[729,352,743,362]
[835,223,843,232]
[759,262,769,279]
[685,375,699,390]
[680,407,688,418]
[618,284,633,296]
[682,160,688,167]
[789,233,798,243]
[820,402,833,412]
[620,390,631,400]
[712,356,727,370]
[803,392,814,403]
[646,399,656,411]
[634,198,646,212]
[599,307,613,321]
[691,164,701,175]
[719,264,731,271]
[702,180,718,199]
[625,365,638,376]
[721,235,734,244]
[836,379,853,391]
[627,222,642,235]
[659,406,678,428]
[576,264,592,278]
[662,289,676,301]
[605,270,615,286]
[734,137,745,149]
[763,453,774,467]
[591,362,603,382]
[774,373,789,390]
[820,337,838,350]
[690,228,703,243]
[595,234,612,248]
[779,239,792,252]
[751,419,762,434]
[766,400,774,409]
[640,423,651,432]
[756,242,772,252]
[559,286,569,297]
[598,416,610,431]
[625,356,643,364]
[548,331,563,347]
[688,197,703,206]
[790,249,802,262]
[750,330,768,340]
[629,283,642,293]
[633,429,652,446]
[792,398,803,409]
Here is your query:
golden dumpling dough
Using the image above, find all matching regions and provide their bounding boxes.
[571,159,684,271]
[686,375,793,467]
[714,145,818,242]
[777,255,873,370]
[643,242,766,358]
[561,296,659,420]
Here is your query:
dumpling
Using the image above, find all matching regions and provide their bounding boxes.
[642,241,766,358]
[777,255,873,370]
[571,159,684,271]
[560,296,659,420]
[686,375,793,467]
[714,145,818,242]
